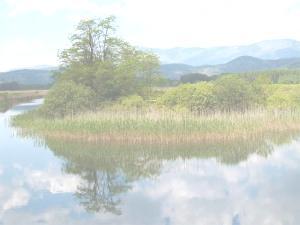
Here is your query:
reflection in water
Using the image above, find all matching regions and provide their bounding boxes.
[28,129,299,215]
[3,100,300,224]
[45,139,163,214]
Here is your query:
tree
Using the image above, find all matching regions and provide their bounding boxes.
[213,75,260,112]
[41,81,95,117]
[59,16,118,66]
[43,17,160,117]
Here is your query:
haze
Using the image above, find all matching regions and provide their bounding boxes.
[1,0,300,71]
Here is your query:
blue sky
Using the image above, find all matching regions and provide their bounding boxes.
[1,0,300,71]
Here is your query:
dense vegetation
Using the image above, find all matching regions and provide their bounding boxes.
[12,17,300,144]
[41,16,162,117]
[241,69,300,84]
[160,74,300,112]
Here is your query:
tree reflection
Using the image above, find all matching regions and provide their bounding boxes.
[43,139,162,215]
[75,170,128,215]
[17,129,300,215]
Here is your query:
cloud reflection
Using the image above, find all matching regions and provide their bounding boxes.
[1,141,300,224]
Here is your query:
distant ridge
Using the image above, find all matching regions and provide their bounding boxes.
[0,69,55,86]
[4,51,300,83]
[161,56,300,79]
[151,39,300,66]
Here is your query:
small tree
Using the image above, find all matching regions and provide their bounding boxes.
[41,81,95,118]
[213,75,259,112]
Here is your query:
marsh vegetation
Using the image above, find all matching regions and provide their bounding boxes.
[11,17,300,144]
[0,90,47,112]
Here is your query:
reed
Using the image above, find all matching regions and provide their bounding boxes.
[0,90,47,112]
[12,107,300,144]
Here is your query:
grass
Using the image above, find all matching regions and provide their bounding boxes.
[0,90,47,112]
[12,108,300,144]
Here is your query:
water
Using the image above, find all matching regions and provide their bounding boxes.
[1,100,300,225]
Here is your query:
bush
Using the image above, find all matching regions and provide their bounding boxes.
[213,75,261,112]
[41,81,95,118]
[158,76,264,112]
[266,84,300,109]
[158,82,216,112]
[120,95,146,109]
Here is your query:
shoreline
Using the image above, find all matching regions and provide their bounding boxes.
[0,90,48,112]
[13,108,300,144]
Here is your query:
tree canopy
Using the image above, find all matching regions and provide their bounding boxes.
[42,17,161,117]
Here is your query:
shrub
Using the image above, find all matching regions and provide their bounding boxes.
[266,84,300,109]
[159,76,264,112]
[120,95,146,109]
[158,82,216,112]
[213,75,261,112]
[41,81,95,118]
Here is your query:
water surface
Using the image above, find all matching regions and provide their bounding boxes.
[1,100,300,225]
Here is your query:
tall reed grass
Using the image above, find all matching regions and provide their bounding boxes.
[12,108,300,144]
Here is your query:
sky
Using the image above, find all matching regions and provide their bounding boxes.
[1,0,300,71]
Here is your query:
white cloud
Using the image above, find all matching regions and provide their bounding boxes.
[114,0,300,48]
[25,168,82,194]
[2,0,300,70]
[0,38,59,71]
[2,189,30,212]
[5,0,300,47]
[0,142,300,224]
[5,0,111,16]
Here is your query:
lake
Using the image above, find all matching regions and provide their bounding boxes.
[1,99,300,225]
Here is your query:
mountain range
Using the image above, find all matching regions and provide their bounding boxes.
[161,56,300,79]
[3,39,300,85]
[2,56,300,85]
[0,69,55,86]
[151,39,300,66]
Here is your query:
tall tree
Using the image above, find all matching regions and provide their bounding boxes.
[59,16,118,66]
[43,16,160,117]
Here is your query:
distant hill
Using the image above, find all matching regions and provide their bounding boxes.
[0,69,55,86]
[161,56,300,79]
[199,56,300,74]
[4,55,300,85]
[151,39,300,66]
[160,64,197,80]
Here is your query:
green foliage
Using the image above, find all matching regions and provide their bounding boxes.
[159,75,264,112]
[266,84,300,109]
[158,82,216,112]
[242,69,300,84]
[43,17,160,117]
[213,75,262,111]
[41,81,95,118]
[120,95,146,109]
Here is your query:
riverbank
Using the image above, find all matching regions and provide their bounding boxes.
[12,108,300,144]
[0,90,47,112]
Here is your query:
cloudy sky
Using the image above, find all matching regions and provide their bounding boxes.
[1,0,300,71]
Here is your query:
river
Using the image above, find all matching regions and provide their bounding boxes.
[1,99,300,225]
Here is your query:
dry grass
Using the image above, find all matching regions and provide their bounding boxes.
[0,90,47,112]
[12,108,300,144]
[0,90,48,98]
